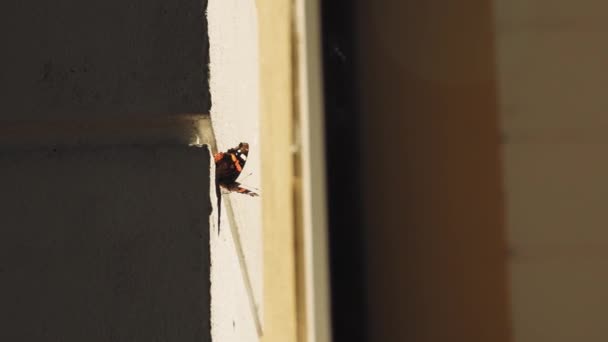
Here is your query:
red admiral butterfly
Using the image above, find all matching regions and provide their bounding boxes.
[213,142,259,233]
[214,142,259,197]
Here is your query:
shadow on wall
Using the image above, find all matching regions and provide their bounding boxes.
[0,0,210,119]
[0,146,212,342]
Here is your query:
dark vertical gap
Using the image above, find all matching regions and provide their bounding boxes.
[320,1,368,341]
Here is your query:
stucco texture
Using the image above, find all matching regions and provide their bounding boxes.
[0,0,210,119]
[0,145,212,342]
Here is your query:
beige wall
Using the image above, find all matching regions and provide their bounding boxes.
[258,0,299,340]
[495,0,608,341]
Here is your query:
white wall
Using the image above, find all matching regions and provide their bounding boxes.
[207,0,263,340]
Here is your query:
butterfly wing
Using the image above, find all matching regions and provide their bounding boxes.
[220,181,259,197]
[214,142,250,185]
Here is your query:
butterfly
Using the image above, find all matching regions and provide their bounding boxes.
[213,142,259,233]
[214,142,259,197]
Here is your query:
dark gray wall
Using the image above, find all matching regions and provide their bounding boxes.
[0,146,211,341]
[0,0,210,119]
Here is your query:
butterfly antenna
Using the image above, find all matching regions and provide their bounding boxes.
[238,172,253,183]
[238,173,261,191]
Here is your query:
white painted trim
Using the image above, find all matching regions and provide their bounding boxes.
[294,0,332,341]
